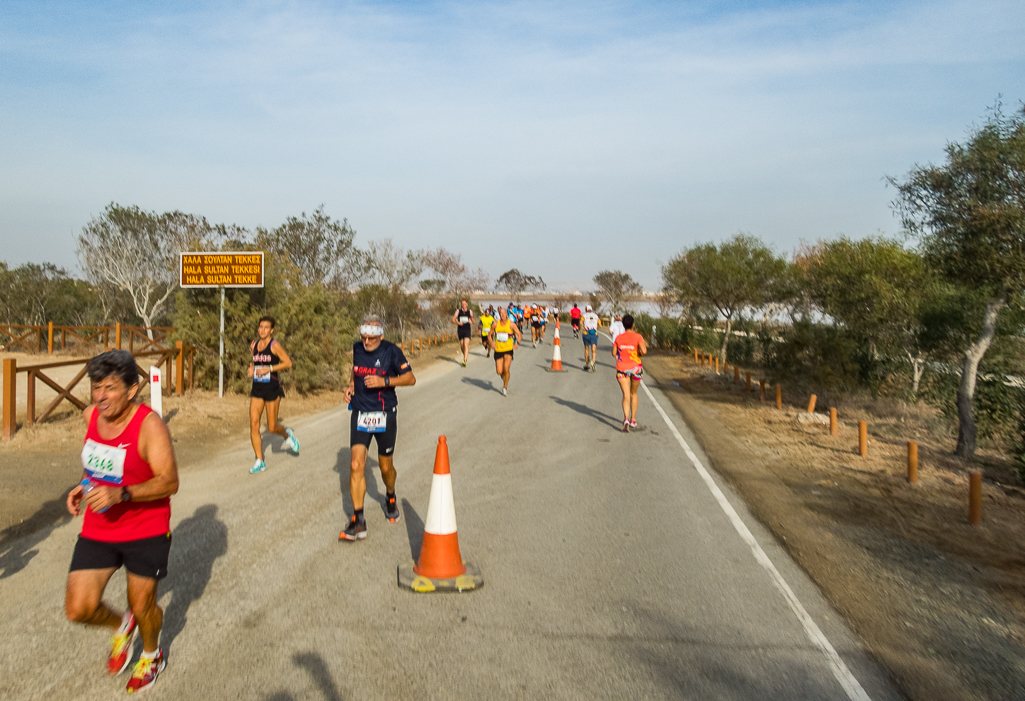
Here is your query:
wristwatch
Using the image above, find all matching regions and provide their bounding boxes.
[120,487,131,503]
[384,376,390,387]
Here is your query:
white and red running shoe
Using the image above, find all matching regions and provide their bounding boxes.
[107,612,138,675]
[126,649,165,694]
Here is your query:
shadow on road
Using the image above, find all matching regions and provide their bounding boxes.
[0,487,73,579]
[625,602,837,699]
[262,651,346,701]
[461,376,498,394]
[332,445,383,517]
[549,396,622,430]
[402,498,425,561]
[161,504,228,655]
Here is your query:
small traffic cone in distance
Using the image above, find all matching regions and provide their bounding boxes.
[398,436,483,593]
[547,320,566,372]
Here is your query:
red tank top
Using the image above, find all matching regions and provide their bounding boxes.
[81,404,171,542]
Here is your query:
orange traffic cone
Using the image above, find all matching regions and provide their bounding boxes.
[547,320,565,372]
[397,436,483,593]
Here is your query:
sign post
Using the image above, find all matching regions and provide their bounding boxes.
[179,252,265,397]
[150,367,163,418]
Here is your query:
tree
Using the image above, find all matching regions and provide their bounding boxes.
[364,239,424,291]
[592,270,642,314]
[892,104,1025,457]
[257,205,365,288]
[421,247,489,298]
[662,233,785,363]
[496,269,544,302]
[798,237,934,395]
[78,204,217,336]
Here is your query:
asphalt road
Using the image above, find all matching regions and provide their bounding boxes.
[0,331,904,700]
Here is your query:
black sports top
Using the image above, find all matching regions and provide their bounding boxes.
[251,338,281,386]
[351,340,412,412]
[455,308,473,332]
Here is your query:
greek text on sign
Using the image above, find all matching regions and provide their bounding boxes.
[179,252,265,288]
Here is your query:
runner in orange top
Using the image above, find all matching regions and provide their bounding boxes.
[612,314,647,432]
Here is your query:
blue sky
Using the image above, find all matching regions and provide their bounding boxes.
[1,0,1022,290]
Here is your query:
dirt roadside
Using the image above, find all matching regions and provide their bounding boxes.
[644,352,1025,701]
[0,341,461,547]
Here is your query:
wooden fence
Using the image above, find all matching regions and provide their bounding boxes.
[2,341,196,441]
[0,323,174,354]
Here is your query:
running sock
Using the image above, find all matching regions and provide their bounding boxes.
[354,508,364,521]
[140,649,159,660]
[386,491,395,500]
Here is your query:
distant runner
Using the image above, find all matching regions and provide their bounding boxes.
[530,305,543,347]
[340,315,416,541]
[478,306,495,358]
[451,299,474,367]
[247,316,299,474]
[613,314,647,432]
[609,314,626,343]
[581,304,600,372]
[490,306,522,396]
[570,304,582,339]
[65,350,179,694]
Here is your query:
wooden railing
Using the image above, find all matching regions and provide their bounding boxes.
[2,341,196,441]
[0,323,174,354]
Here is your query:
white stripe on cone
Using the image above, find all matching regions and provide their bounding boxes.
[423,473,457,535]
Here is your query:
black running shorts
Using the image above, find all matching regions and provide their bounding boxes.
[70,533,172,580]
[457,326,472,340]
[349,409,398,455]
[493,350,514,361]
[250,383,285,401]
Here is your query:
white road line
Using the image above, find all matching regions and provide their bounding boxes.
[641,381,873,701]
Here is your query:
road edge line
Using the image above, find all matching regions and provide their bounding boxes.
[640,381,873,701]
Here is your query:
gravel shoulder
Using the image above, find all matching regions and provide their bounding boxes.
[644,352,1025,701]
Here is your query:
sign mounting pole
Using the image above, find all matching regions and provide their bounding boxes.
[218,286,225,397]
[179,251,264,400]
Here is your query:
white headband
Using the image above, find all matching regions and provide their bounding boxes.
[359,325,384,337]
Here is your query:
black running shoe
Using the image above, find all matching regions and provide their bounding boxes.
[339,515,367,541]
[385,494,401,523]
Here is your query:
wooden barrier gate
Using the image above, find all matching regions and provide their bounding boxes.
[2,342,196,441]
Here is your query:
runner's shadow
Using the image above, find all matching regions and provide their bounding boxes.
[549,396,622,430]
[461,377,498,394]
[332,445,383,515]
[0,488,73,579]
[160,504,228,655]
[402,498,425,561]
[262,651,347,700]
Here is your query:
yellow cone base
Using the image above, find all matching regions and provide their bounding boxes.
[397,560,483,593]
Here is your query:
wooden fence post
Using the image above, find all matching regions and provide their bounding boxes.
[115,323,122,350]
[47,321,54,354]
[176,341,185,396]
[2,358,16,441]
[188,349,195,389]
[969,471,982,525]
[829,407,837,437]
[165,353,172,396]
[759,378,765,402]
[807,394,817,413]
[745,372,751,392]
[775,384,782,410]
[907,441,918,483]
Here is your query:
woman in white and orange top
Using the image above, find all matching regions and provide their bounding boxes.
[612,314,647,432]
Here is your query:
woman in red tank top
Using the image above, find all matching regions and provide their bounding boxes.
[65,350,179,693]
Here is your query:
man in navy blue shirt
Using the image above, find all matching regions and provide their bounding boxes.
[339,315,416,541]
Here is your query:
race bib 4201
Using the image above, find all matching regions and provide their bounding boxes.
[356,411,387,433]
[81,439,127,485]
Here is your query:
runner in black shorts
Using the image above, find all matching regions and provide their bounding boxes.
[340,314,417,541]
[451,299,474,367]
[247,316,299,474]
